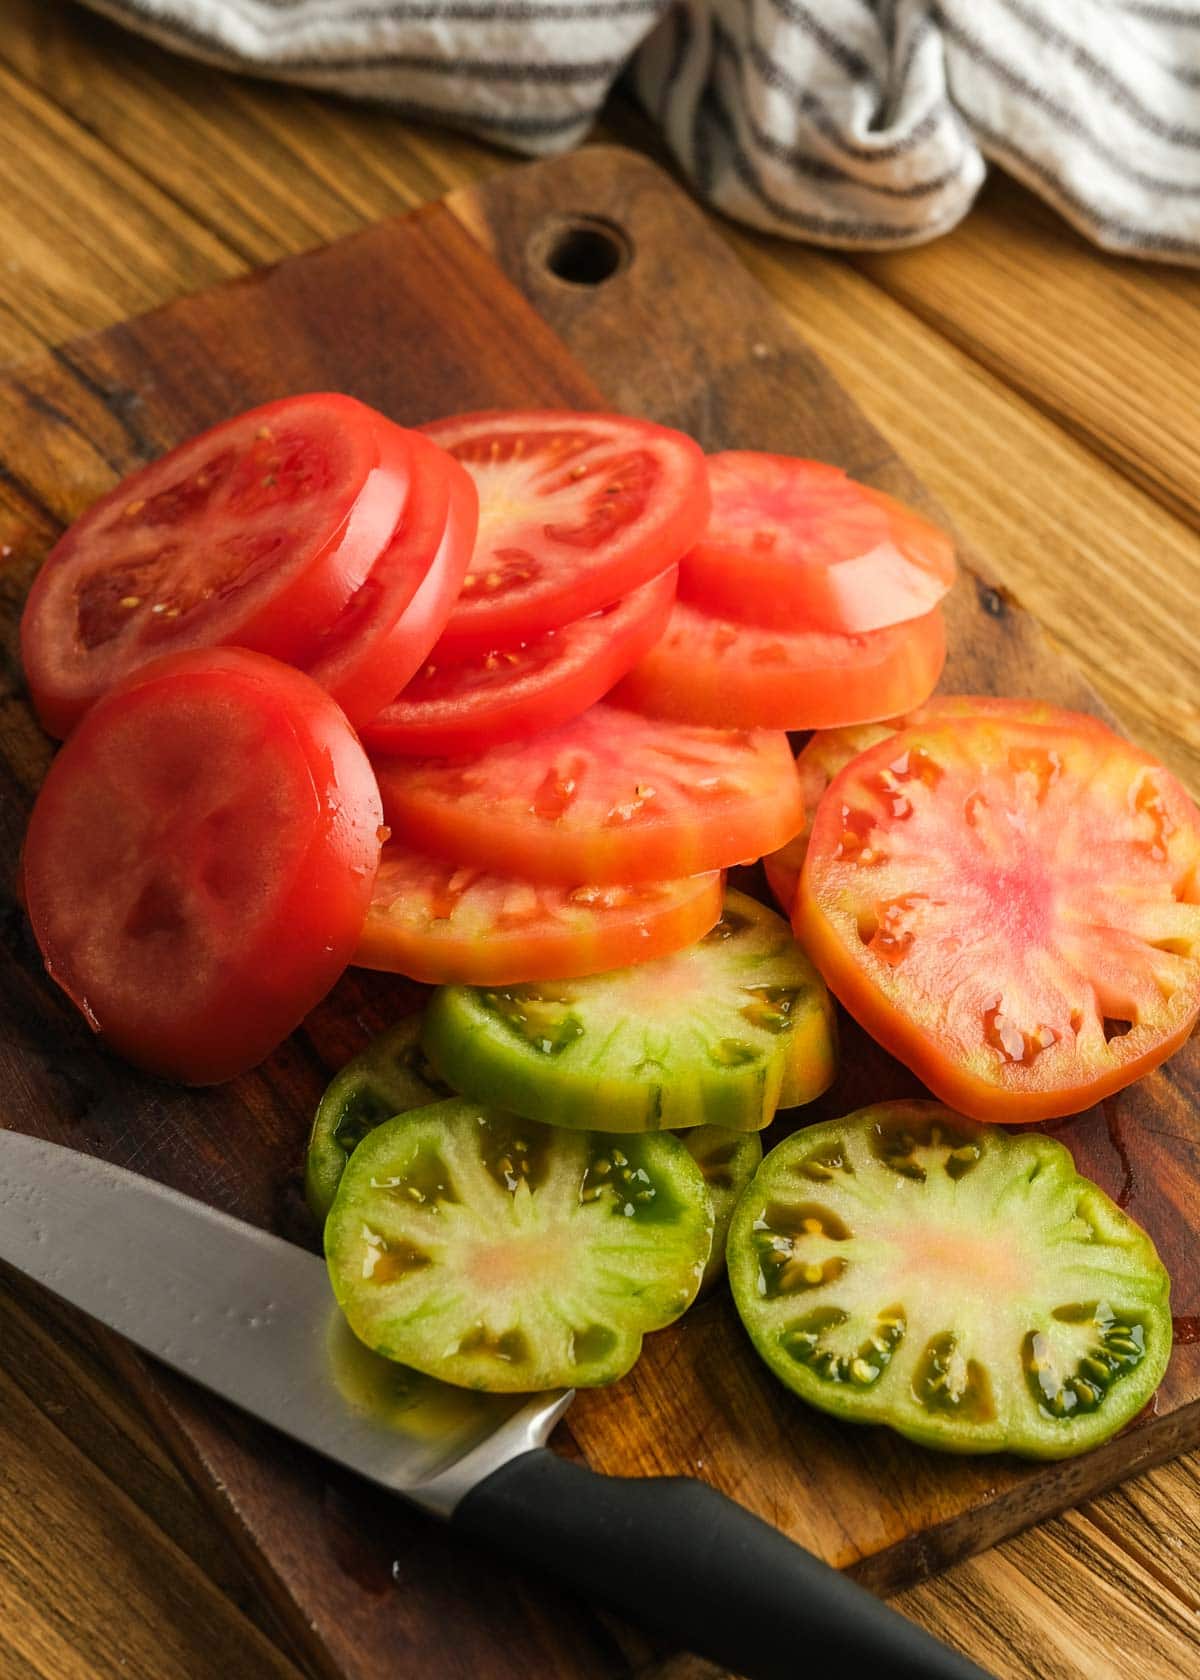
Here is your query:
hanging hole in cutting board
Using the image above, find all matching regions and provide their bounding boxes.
[535,216,632,287]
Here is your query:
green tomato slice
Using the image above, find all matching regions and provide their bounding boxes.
[681,1125,763,1294]
[421,890,836,1134]
[728,1100,1171,1458]
[325,1098,714,1391]
[305,1017,448,1221]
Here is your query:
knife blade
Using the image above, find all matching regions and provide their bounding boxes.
[0,1128,993,1680]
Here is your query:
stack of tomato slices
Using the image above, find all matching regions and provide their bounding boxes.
[615,452,954,730]
[23,399,781,1076]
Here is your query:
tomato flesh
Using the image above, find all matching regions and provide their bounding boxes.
[797,713,1200,1122]
[22,394,412,737]
[361,568,677,756]
[615,596,946,730]
[682,453,956,634]
[22,648,383,1083]
[422,411,709,654]
[374,702,802,885]
[763,698,1106,914]
[355,837,722,984]
[304,435,474,727]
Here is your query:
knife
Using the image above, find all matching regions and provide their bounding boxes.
[0,1130,992,1680]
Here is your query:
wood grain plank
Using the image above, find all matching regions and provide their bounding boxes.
[849,173,1200,533]
[0,1323,304,1680]
[896,1507,1200,1680]
[0,56,242,366]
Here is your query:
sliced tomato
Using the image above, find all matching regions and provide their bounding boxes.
[682,453,956,634]
[615,596,946,730]
[422,410,709,654]
[22,394,413,738]
[797,711,1200,1123]
[374,702,802,885]
[355,839,722,984]
[22,648,383,1084]
[763,698,1111,915]
[361,568,677,757]
[303,435,474,727]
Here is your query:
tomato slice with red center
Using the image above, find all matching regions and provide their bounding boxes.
[374,702,802,884]
[302,435,475,727]
[614,596,946,730]
[422,410,709,654]
[763,697,1108,914]
[361,568,677,757]
[681,453,956,634]
[22,648,383,1084]
[22,394,413,737]
[355,839,722,984]
[797,712,1200,1122]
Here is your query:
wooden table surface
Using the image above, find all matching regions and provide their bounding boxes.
[1,5,1199,1678]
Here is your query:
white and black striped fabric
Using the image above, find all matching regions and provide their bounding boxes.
[84,0,1200,261]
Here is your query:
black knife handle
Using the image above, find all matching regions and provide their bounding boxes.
[453,1448,993,1680]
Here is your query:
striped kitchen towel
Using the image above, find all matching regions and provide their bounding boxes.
[83,0,1200,261]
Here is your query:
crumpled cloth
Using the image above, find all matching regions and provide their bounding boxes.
[83,0,1200,260]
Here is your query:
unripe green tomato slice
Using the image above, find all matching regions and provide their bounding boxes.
[728,1100,1171,1458]
[420,890,836,1134]
[680,1125,763,1294]
[305,1017,448,1221]
[325,1099,714,1391]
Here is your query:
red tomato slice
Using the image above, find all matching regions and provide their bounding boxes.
[22,648,383,1084]
[374,702,802,885]
[797,712,1200,1123]
[22,394,413,738]
[355,839,722,984]
[763,698,1112,914]
[681,453,956,634]
[422,410,709,654]
[615,596,946,730]
[303,435,475,727]
[361,568,677,757]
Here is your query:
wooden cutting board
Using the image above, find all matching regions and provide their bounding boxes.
[0,146,1197,1680]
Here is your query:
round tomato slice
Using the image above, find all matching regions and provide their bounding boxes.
[762,698,1108,914]
[355,839,722,984]
[374,702,802,885]
[615,597,946,730]
[22,648,383,1084]
[422,410,709,654]
[361,568,677,757]
[681,453,956,634]
[22,394,413,738]
[303,435,475,727]
[797,712,1200,1123]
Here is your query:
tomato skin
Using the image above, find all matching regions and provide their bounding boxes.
[681,453,956,634]
[305,435,475,727]
[422,410,710,654]
[22,395,413,738]
[361,568,677,757]
[796,714,1200,1123]
[374,703,803,886]
[615,597,946,730]
[23,648,383,1084]
[355,839,722,984]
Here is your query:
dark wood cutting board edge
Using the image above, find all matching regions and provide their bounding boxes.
[0,146,1196,1680]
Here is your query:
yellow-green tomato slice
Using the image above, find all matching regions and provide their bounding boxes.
[305,1017,448,1222]
[421,890,836,1134]
[728,1100,1171,1458]
[326,1099,714,1392]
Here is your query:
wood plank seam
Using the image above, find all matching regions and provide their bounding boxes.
[842,258,1197,536]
